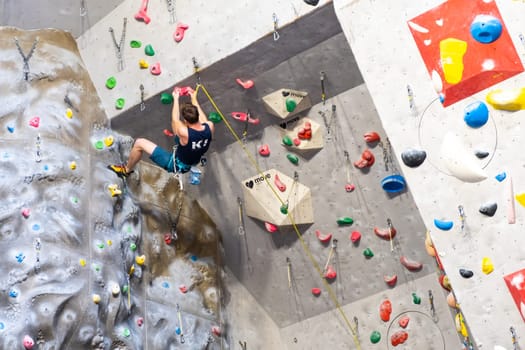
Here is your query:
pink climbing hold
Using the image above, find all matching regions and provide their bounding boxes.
[212,326,221,336]
[29,116,40,128]
[236,78,254,89]
[274,173,286,192]
[324,265,337,279]
[134,0,151,24]
[384,274,398,287]
[398,315,410,328]
[265,222,278,233]
[311,287,321,296]
[293,138,301,146]
[21,208,31,218]
[258,144,270,157]
[179,285,188,294]
[345,183,355,192]
[174,86,193,96]
[174,23,190,43]
[137,317,144,327]
[23,335,34,349]
[315,230,332,243]
[350,231,361,243]
[150,62,161,76]
[231,112,260,124]
[163,129,174,137]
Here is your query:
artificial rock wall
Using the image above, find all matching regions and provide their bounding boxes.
[0,27,221,349]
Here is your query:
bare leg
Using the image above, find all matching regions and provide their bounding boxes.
[126,138,157,172]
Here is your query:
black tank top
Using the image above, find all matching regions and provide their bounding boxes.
[175,123,212,165]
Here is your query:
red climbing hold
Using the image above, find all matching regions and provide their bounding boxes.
[163,129,174,137]
[293,137,301,146]
[212,326,221,336]
[312,287,321,296]
[274,173,286,192]
[258,144,270,156]
[400,256,423,272]
[374,225,397,240]
[236,78,254,89]
[324,265,337,279]
[364,131,381,143]
[350,231,361,244]
[298,122,312,140]
[354,149,375,168]
[391,331,408,346]
[384,274,398,287]
[231,112,260,124]
[137,317,144,327]
[345,183,355,192]
[174,23,189,43]
[398,315,410,328]
[265,222,278,233]
[173,86,193,96]
[379,299,392,322]
[179,285,188,293]
[315,230,332,243]
[164,233,172,245]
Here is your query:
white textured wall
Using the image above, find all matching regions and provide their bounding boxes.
[334,0,525,347]
[77,0,330,119]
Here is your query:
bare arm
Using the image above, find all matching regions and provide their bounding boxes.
[190,90,215,133]
[172,88,188,143]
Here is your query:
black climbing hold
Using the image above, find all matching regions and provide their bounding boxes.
[245,180,254,189]
[401,149,426,168]
[304,0,320,5]
[459,268,474,278]
[479,202,497,217]
[279,122,287,129]
[475,150,489,159]
[281,91,290,97]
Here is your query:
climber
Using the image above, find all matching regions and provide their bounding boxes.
[108,87,214,179]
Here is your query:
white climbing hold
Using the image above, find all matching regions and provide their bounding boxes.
[440,132,488,183]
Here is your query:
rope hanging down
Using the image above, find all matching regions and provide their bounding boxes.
[194,82,361,349]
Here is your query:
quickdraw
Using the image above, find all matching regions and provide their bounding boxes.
[109,18,127,71]
[14,37,39,81]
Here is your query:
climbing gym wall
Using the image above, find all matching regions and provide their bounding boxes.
[0,28,222,348]
[335,0,525,347]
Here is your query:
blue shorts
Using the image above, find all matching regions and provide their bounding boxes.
[150,146,191,173]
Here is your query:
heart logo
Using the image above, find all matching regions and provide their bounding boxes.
[245,180,254,189]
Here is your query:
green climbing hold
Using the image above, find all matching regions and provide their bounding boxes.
[97,243,105,249]
[145,44,155,56]
[122,284,129,293]
[94,140,104,150]
[363,248,374,258]
[105,76,116,89]
[160,92,173,104]
[287,153,299,165]
[337,217,353,226]
[130,40,142,48]
[370,331,381,344]
[286,98,297,112]
[412,292,421,304]
[280,203,289,215]
[123,328,131,337]
[130,243,137,251]
[115,98,125,110]
[209,112,222,123]
[282,135,293,146]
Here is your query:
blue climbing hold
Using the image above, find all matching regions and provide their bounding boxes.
[495,172,506,182]
[32,224,40,231]
[162,281,170,288]
[434,219,454,231]
[190,255,198,262]
[470,15,502,44]
[16,253,25,263]
[464,101,489,128]
[0,322,4,330]
[7,126,14,133]
[175,327,181,335]
[9,290,18,298]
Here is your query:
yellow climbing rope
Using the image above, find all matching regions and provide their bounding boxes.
[195,83,361,349]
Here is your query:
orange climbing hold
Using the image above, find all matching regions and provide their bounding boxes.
[374,225,396,241]
[391,331,408,346]
[364,131,380,143]
[379,299,392,322]
[354,149,375,168]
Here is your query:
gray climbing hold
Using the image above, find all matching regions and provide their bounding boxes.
[475,150,489,159]
[479,202,497,217]
[459,268,474,278]
[401,148,426,168]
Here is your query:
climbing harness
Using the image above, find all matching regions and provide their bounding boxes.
[35,134,42,163]
[108,18,127,72]
[14,37,39,81]
[80,0,87,16]
[176,303,185,343]
[272,13,280,41]
[320,71,326,105]
[166,0,176,24]
[428,289,438,322]
[139,84,146,111]
[195,82,361,349]
[511,326,519,350]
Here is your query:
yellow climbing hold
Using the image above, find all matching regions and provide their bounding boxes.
[65,108,74,119]
[135,255,146,266]
[139,59,149,69]
[92,294,101,304]
[486,88,525,111]
[439,38,467,84]
[129,264,135,275]
[69,161,77,170]
[104,136,114,147]
[516,193,525,207]
[481,256,494,274]
[107,239,113,246]
[108,184,122,197]
[79,258,86,267]
[455,313,468,337]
